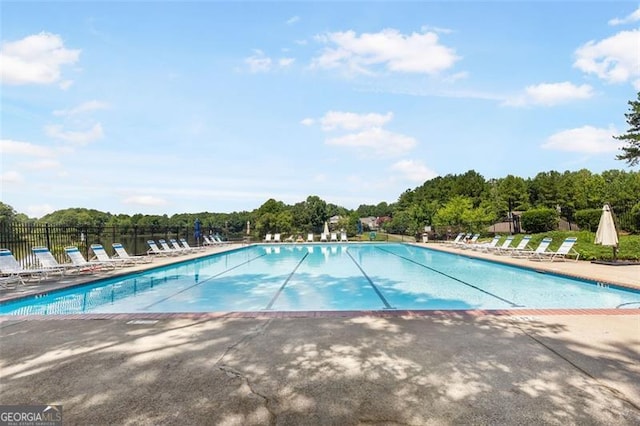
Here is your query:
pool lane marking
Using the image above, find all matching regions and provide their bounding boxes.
[264,252,309,310]
[376,247,522,308]
[346,250,394,310]
[141,253,268,310]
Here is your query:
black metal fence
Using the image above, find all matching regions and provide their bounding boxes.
[0,223,203,267]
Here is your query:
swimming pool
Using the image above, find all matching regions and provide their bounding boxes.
[1,243,639,315]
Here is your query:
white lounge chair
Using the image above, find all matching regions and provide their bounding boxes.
[32,246,78,275]
[511,237,553,258]
[264,233,273,243]
[529,237,580,262]
[180,238,205,251]
[90,244,134,267]
[496,235,532,256]
[0,248,50,284]
[320,233,328,242]
[202,235,216,246]
[459,234,480,249]
[448,233,465,244]
[169,238,191,253]
[65,246,114,271]
[159,239,185,255]
[340,232,348,242]
[147,240,173,256]
[212,235,230,245]
[273,233,281,243]
[112,243,153,263]
[307,233,314,243]
[330,233,338,242]
[485,236,514,253]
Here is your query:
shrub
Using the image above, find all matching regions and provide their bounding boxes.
[521,208,558,233]
[574,208,602,232]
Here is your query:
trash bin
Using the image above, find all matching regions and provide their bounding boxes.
[422,233,428,243]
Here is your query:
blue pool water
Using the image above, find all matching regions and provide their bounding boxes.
[1,243,639,315]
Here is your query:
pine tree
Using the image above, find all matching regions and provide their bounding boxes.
[615,92,640,166]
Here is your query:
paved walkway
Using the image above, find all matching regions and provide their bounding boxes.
[1,242,639,424]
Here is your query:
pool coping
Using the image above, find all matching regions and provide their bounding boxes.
[1,242,638,319]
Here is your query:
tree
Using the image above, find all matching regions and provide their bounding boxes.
[0,202,17,224]
[614,92,640,166]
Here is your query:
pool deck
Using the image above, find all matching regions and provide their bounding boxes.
[1,242,639,424]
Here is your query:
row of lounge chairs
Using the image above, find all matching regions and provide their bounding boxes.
[146,238,208,256]
[264,232,348,243]
[447,233,580,262]
[0,243,154,288]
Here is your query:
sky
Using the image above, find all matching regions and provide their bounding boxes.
[1,1,639,218]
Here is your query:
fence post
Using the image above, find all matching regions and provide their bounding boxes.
[45,223,51,249]
[134,225,138,255]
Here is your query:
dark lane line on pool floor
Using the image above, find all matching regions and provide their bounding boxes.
[141,253,268,310]
[376,247,522,308]
[264,252,309,310]
[346,251,394,310]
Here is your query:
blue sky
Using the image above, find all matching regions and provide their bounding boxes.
[1,1,638,218]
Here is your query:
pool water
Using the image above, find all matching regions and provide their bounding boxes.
[2,244,639,315]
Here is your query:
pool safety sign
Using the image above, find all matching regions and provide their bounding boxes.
[0,405,62,426]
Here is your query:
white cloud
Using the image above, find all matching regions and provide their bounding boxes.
[245,50,272,73]
[503,82,594,107]
[326,127,416,156]
[0,32,80,86]
[574,29,640,89]
[390,160,438,182]
[542,125,622,153]
[300,118,315,126]
[22,159,61,170]
[286,16,300,25]
[312,28,459,76]
[53,100,109,116]
[45,123,104,145]
[279,57,295,67]
[0,139,57,157]
[320,111,393,131]
[608,7,640,26]
[122,195,168,207]
[26,204,56,218]
[0,171,24,184]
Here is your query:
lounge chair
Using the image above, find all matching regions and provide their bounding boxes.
[330,233,338,242]
[340,232,348,242]
[454,233,473,247]
[169,238,191,253]
[0,274,22,289]
[448,233,465,244]
[202,235,216,246]
[273,233,281,243]
[65,246,114,271]
[307,233,314,243]
[112,243,153,263]
[32,246,78,275]
[320,233,328,242]
[212,235,230,245]
[495,235,532,256]
[158,239,185,255]
[264,233,272,243]
[486,236,514,253]
[147,240,174,256]
[511,237,552,259]
[459,234,480,249]
[529,237,580,262]
[180,238,205,251]
[0,248,49,284]
[90,244,134,267]
[471,235,501,251]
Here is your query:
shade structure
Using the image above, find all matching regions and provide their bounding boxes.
[323,221,329,236]
[595,204,618,259]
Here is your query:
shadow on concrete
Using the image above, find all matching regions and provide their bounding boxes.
[0,314,639,425]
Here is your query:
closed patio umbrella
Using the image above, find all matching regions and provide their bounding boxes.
[323,221,329,236]
[594,204,618,260]
[194,219,202,246]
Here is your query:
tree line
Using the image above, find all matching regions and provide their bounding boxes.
[2,168,639,238]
